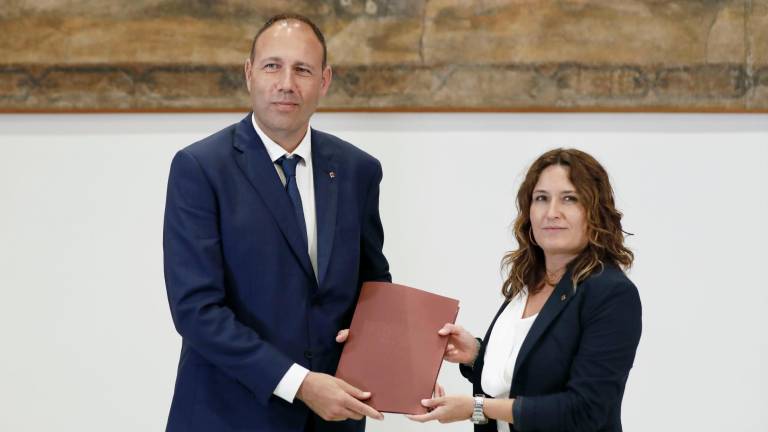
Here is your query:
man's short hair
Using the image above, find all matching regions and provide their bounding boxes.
[250,13,327,68]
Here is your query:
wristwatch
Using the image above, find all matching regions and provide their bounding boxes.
[471,395,488,424]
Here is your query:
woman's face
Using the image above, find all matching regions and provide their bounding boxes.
[530,165,589,258]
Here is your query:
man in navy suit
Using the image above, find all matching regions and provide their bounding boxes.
[163,13,391,432]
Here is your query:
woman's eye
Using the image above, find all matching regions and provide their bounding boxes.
[564,195,578,202]
[534,195,547,202]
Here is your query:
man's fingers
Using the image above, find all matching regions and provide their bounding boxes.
[345,397,384,420]
[336,329,349,343]
[336,378,371,400]
[340,407,363,421]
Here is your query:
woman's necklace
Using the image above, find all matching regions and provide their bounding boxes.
[544,268,566,286]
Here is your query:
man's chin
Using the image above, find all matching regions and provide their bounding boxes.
[260,116,310,137]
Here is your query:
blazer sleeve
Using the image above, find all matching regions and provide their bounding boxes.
[513,279,642,432]
[357,160,392,284]
[163,150,294,406]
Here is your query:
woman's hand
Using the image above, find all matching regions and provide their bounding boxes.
[438,323,479,365]
[433,382,445,398]
[406,394,474,423]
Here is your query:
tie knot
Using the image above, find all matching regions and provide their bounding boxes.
[276,155,302,177]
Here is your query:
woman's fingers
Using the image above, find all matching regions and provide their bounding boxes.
[437,323,457,336]
[435,383,446,398]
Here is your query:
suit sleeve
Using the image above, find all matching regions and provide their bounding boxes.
[458,338,484,381]
[357,160,392,284]
[513,280,642,432]
[163,149,294,406]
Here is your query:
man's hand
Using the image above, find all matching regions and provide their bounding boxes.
[335,329,349,343]
[296,372,384,422]
[437,323,479,365]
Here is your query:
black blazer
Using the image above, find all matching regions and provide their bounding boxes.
[461,264,641,432]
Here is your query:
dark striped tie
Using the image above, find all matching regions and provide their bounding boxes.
[276,155,308,249]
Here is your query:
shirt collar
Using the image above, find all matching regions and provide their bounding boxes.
[251,113,312,164]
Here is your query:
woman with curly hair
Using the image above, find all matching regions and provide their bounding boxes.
[408,148,642,432]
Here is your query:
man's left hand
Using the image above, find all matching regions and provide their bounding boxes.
[336,329,349,343]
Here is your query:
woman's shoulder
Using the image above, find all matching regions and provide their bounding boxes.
[579,263,639,302]
[576,263,642,333]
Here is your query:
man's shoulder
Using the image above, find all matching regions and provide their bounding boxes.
[312,128,380,168]
[179,123,238,161]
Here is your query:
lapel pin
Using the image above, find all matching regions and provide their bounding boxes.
[560,294,567,301]
[329,171,336,179]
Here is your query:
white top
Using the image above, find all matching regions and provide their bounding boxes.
[251,115,314,403]
[481,290,537,432]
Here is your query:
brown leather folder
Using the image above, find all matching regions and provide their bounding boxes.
[335,281,460,414]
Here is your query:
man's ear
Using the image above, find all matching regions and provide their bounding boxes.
[244,58,252,92]
[320,65,333,96]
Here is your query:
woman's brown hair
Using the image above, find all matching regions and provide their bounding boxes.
[501,148,633,299]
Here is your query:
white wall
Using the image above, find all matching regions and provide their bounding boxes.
[0,113,766,432]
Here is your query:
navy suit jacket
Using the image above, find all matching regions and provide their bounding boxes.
[163,115,391,432]
[461,264,641,432]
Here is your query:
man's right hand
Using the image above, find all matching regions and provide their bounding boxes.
[296,372,384,422]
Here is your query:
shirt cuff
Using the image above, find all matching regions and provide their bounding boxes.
[273,363,310,403]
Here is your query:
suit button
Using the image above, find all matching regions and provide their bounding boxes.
[304,350,313,359]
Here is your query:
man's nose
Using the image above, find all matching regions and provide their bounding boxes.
[277,69,296,92]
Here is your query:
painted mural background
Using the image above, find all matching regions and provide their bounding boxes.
[1,0,766,111]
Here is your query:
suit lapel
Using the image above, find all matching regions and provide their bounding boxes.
[231,115,315,282]
[311,129,338,288]
[512,270,576,381]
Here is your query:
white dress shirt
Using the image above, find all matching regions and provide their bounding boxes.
[251,115,316,403]
[481,290,537,432]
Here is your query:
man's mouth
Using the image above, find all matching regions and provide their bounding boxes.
[271,101,300,111]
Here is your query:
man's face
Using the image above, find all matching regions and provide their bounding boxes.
[244,20,331,144]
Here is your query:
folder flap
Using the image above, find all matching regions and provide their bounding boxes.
[335,282,460,414]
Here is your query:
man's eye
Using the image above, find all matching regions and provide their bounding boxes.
[263,64,279,71]
[296,67,312,75]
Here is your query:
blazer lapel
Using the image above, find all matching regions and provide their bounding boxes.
[231,115,315,282]
[311,129,338,288]
[512,270,577,381]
